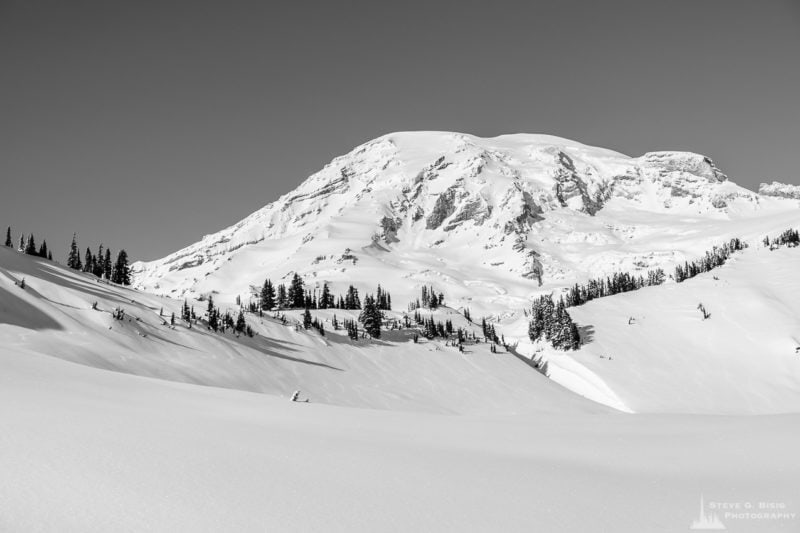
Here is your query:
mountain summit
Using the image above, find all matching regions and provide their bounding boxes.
[133,131,795,318]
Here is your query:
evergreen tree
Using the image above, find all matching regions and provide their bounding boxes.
[319,283,332,309]
[103,248,112,279]
[260,279,276,310]
[84,247,94,273]
[344,285,361,309]
[24,234,37,255]
[47,251,52,261]
[18,233,24,252]
[235,310,246,333]
[303,308,312,330]
[288,273,305,308]
[277,283,287,308]
[67,233,82,270]
[358,294,382,338]
[93,245,105,277]
[4,227,11,247]
[38,240,48,259]
[111,250,131,285]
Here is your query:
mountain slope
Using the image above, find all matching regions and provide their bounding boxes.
[129,131,800,413]
[528,243,800,413]
[133,131,796,316]
[0,246,598,415]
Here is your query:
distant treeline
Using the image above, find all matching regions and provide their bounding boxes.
[565,268,666,308]
[4,226,131,285]
[674,238,746,283]
[764,228,799,249]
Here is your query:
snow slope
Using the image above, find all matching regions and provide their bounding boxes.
[2,343,799,532]
[539,244,800,414]
[0,246,597,415]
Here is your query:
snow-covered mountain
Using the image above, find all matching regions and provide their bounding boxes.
[134,131,796,317]
[3,137,800,530]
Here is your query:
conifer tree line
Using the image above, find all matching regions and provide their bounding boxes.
[198,295,254,337]
[409,285,445,310]
[528,295,581,351]
[480,317,501,344]
[5,226,53,260]
[763,228,799,249]
[410,309,479,344]
[674,238,747,283]
[259,275,391,312]
[64,233,131,285]
[564,268,666,307]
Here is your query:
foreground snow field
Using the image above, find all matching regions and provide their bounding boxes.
[2,237,799,531]
[2,346,798,532]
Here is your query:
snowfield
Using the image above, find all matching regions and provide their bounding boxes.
[2,345,799,532]
[2,223,800,531]
[3,131,800,531]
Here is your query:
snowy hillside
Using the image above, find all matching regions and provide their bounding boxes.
[3,344,799,532]
[3,246,799,531]
[130,131,800,412]
[0,246,595,415]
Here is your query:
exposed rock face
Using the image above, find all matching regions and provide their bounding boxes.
[759,181,800,200]
[380,216,401,244]
[426,187,460,230]
[639,152,727,182]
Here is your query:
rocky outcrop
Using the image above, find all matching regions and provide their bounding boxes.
[426,187,460,229]
[552,152,606,215]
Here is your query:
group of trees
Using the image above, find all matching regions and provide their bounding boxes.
[341,318,359,340]
[66,234,131,285]
[564,268,666,307]
[5,227,130,285]
[528,295,581,351]
[83,245,113,280]
[259,275,393,313]
[764,228,799,249]
[6,227,53,260]
[409,285,445,310]
[674,238,746,283]
[480,317,501,344]
[414,312,453,339]
[201,296,254,337]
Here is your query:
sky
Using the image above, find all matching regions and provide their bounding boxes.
[1,0,799,261]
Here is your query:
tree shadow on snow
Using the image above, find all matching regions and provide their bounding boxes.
[578,325,595,345]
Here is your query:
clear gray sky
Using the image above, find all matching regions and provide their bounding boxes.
[1,0,799,261]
